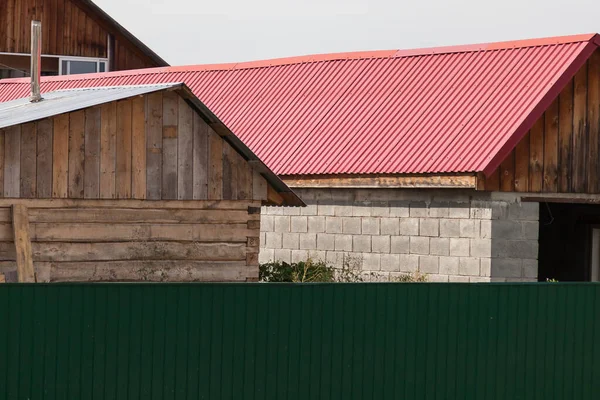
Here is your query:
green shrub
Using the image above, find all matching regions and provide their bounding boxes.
[259,256,363,283]
[391,271,428,282]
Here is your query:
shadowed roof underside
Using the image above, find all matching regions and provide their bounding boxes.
[1,34,599,177]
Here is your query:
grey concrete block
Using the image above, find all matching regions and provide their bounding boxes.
[439,256,459,275]
[409,202,428,217]
[470,203,492,219]
[274,249,292,263]
[427,274,449,282]
[330,190,354,202]
[308,250,327,262]
[307,216,326,233]
[380,218,400,235]
[491,258,522,278]
[299,233,317,250]
[335,235,353,251]
[353,235,372,252]
[470,239,492,258]
[429,202,449,218]
[391,236,410,254]
[301,204,318,216]
[439,219,460,238]
[317,233,336,250]
[260,232,266,248]
[491,220,522,239]
[410,236,430,255]
[282,233,299,249]
[389,201,410,217]
[480,220,492,238]
[326,217,343,233]
[342,217,362,234]
[448,275,470,282]
[265,232,283,249]
[479,257,491,277]
[326,250,345,266]
[371,202,390,217]
[259,248,274,264]
[469,276,491,283]
[400,218,419,235]
[522,258,538,279]
[508,202,539,221]
[291,249,309,263]
[419,219,439,237]
[521,221,539,240]
[493,240,538,259]
[449,238,470,256]
[399,254,419,272]
[459,257,480,276]
[362,253,381,270]
[352,203,372,217]
[333,203,353,217]
[283,207,301,216]
[264,206,283,215]
[380,254,400,271]
[419,255,439,274]
[290,216,308,233]
[362,218,380,235]
[261,215,274,232]
[459,219,479,238]
[430,238,450,256]
[273,216,290,233]
[372,235,391,253]
[448,204,470,218]
[317,203,336,216]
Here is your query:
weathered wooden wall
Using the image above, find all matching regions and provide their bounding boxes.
[0,0,160,70]
[0,91,269,201]
[0,90,269,282]
[0,199,261,282]
[481,49,600,193]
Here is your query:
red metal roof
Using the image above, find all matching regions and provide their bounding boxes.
[1,34,599,176]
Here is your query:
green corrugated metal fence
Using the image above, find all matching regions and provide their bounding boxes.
[0,283,599,399]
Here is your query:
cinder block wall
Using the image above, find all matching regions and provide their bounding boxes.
[259,189,539,282]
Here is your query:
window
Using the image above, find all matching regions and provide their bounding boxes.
[59,57,108,75]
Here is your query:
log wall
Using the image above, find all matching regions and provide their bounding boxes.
[481,49,600,193]
[0,0,161,70]
[0,199,261,282]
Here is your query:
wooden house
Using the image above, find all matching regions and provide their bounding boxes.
[0,0,167,79]
[0,83,302,282]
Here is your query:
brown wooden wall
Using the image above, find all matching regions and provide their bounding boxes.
[0,91,269,202]
[0,198,261,282]
[481,49,600,193]
[0,0,160,70]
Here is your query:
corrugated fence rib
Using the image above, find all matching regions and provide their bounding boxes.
[0,283,599,399]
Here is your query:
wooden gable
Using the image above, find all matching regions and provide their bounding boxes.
[0,89,271,203]
[0,0,163,70]
[480,49,600,194]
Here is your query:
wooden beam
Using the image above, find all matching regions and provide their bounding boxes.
[283,174,477,189]
[267,185,284,206]
[12,204,35,283]
[0,199,260,210]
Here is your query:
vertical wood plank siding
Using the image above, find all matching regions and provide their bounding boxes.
[0,0,160,70]
[483,51,600,193]
[0,92,267,202]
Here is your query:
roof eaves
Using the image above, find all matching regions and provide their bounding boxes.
[481,39,599,176]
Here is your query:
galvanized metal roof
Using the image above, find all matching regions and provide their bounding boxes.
[1,33,599,176]
[0,83,180,129]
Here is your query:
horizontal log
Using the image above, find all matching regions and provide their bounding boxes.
[0,241,247,262]
[24,208,256,224]
[283,174,477,189]
[0,199,260,210]
[0,223,257,242]
[48,261,254,282]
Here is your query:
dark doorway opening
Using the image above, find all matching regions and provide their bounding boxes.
[538,202,600,282]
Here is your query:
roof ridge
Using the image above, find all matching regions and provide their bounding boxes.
[0,33,597,85]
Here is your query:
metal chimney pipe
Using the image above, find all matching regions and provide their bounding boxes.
[30,20,42,103]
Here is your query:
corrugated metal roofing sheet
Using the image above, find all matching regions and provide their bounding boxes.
[0,84,180,129]
[1,34,599,176]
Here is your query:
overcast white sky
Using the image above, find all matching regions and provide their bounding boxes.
[96,0,600,66]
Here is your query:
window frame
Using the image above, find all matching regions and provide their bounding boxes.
[58,56,109,75]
